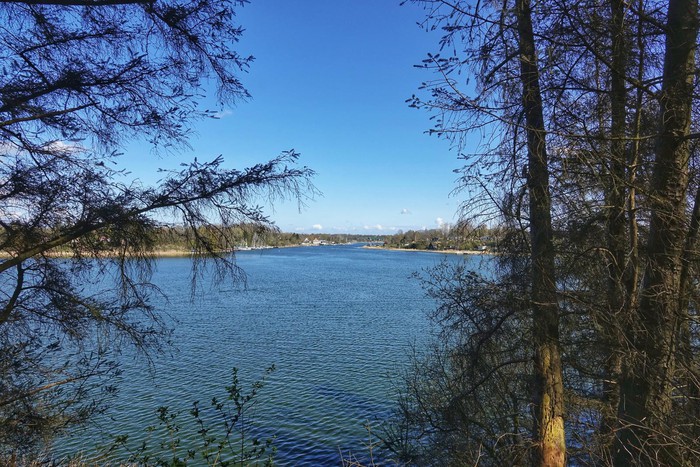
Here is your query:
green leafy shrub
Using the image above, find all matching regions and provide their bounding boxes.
[108,366,276,466]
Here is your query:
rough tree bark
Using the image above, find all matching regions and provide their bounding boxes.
[515,0,566,465]
[615,0,699,464]
[600,0,629,451]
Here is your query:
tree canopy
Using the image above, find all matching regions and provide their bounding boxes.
[0,0,314,453]
[390,0,700,465]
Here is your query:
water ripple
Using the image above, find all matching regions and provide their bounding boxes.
[54,245,475,465]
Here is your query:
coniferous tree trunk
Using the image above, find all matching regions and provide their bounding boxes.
[515,0,566,465]
[678,184,700,439]
[600,0,628,451]
[615,0,699,464]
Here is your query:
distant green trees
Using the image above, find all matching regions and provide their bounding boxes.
[383,223,499,251]
[145,227,382,251]
[388,0,700,465]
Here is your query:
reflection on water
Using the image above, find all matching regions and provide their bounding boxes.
[57,245,477,465]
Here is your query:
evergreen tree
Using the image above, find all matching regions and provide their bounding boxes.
[0,0,314,453]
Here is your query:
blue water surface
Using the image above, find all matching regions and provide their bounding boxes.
[57,244,480,465]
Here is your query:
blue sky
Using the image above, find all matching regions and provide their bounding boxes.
[126,1,473,235]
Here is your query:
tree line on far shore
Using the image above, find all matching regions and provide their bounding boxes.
[39,223,386,254]
[382,223,501,252]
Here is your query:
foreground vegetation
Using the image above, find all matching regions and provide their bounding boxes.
[382,0,700,466]
[3,367,275,467]
[0,0,313,458]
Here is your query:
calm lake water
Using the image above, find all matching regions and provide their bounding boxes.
[58,244,479,465]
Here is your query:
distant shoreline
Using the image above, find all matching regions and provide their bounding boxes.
[28,246,295,259]
[2,244,492,260]
[362,245,490,255]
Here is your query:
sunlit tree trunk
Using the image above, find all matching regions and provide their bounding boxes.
[515,0,566,465]
[615,0,699,464]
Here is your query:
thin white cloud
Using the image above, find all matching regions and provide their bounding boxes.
[312,224,323,230]
[212,109,233,119]
[0,140,84,156]
[401,208,411,215]
[435,217,445,227]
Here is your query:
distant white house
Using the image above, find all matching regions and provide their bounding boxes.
[301,237,331,246]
